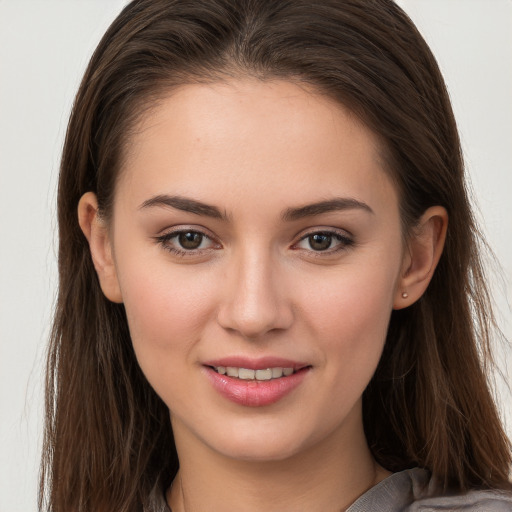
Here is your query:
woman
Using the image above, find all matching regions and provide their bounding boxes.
[40,0,512,510]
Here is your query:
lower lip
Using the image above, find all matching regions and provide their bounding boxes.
[204,366,310,407]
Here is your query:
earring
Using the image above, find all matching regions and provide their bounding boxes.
[401,291,409,299]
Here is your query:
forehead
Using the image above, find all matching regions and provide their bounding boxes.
[116,79,397,214]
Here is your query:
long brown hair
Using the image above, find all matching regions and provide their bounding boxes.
[40,0,512,510]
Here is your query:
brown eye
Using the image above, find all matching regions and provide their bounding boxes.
[294,230,354,254]
[156,228,218,256]
[308,233,332,251]
[178,231,204,249]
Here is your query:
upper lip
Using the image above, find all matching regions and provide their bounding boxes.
[203,356,310,371]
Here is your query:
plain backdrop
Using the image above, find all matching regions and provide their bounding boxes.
[1,1,511,511]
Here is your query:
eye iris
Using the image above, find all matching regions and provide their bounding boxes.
[178,232,203,249]
[309,233,332,251]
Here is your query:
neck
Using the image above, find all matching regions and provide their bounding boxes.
[167,407,390,512]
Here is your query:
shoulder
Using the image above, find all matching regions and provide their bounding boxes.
[409,488,512,511]
[409,468,512,512]
[347,468,512,512]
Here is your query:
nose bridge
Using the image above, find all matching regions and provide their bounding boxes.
[217,242,292,338]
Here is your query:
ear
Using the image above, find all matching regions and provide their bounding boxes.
[393,206,448,310]
[78,192,123,303]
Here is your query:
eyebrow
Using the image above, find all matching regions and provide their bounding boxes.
[139,194,227,220]
[282,198,374,221]
[139,194,373,221]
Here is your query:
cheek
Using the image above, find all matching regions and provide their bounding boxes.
[306,260,396,329]
[116,256,216,376]
[298,256,399,381]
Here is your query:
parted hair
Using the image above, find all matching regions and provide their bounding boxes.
[41,0,512,510]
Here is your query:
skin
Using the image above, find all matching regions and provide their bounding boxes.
[79,79,447,511]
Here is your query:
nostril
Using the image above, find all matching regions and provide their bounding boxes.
[217,303,290,339]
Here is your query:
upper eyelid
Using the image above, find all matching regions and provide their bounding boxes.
[155,227,221,252]
[294,226,353,241]
[156,225,217,239]
[291,228,355,253]
[154,226,353,248]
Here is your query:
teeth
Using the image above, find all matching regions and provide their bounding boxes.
[238,368,255,380]
[255,369,272,380]
[226,367,239,377]
[214,366,295,380]
[271,367,283,378]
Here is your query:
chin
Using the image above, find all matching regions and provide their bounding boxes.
[213,438,305,463]
[196,418,326,464]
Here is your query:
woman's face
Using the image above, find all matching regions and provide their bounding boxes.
[107,80,407,461]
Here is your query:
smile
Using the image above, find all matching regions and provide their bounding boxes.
[205,364,310,407]
[212,366,295,380]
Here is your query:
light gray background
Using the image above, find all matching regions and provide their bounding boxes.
[1,1,511,510]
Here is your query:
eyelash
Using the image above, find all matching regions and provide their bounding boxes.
[155,228,354,258]
[293,229,355,255]
[155,229,219,257]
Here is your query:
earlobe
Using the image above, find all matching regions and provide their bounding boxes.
[393,206,448,310]
[78,192,123,303]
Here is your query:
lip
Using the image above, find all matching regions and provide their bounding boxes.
[203,356,309,371]
[202,357,311,407]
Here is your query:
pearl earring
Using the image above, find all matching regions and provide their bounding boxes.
[401,292,409,299]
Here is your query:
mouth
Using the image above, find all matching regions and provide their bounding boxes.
[204,360,311,407]
[210,366,297,381]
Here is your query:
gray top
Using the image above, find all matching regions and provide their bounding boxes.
[346,468,512,511]
[146,468,512,511]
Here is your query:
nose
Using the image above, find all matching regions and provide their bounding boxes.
[216,247,294,339]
